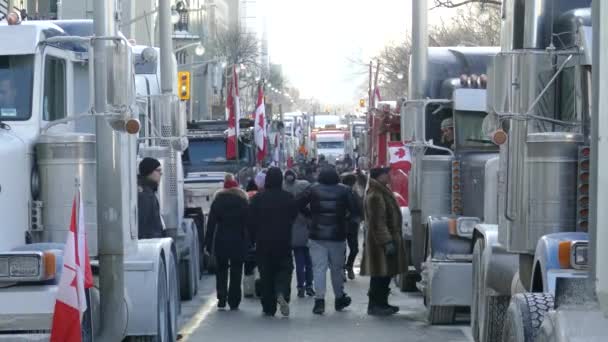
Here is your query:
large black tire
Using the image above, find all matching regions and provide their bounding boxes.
[471,239,483,342]
[486,296,510,341]
[168,252,180,341]
[180,226,199,300]
[129,258,171,342]
[81,289,94,342]
[428,305,456,325]
[502,293,554,342]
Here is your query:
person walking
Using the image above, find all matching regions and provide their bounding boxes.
[243,178,259,298]
[298,166,358,315]
[283,169,315,298]
[361,167,407,316]
[341,172,363,280]
[137,157,165,239]
[205,174,249,310]
[248,167,298,317]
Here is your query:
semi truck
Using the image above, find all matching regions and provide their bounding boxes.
[536,1,608,340]
[0,1,196,340]
[312,129,351,165]
[465,1,594,341]
[400,46,498,324]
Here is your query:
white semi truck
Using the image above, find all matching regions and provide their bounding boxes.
[0,0,197,340]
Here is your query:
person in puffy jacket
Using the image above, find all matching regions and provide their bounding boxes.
[283,169,315,298]
[137,157,165,239]
[248,167,298,317]
[297,166,358,315]
[205,174,249,310]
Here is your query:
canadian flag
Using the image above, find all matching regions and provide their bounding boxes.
[388,141,412,172]
[226,65,240,160]
[254,83,267,163]
[50,190,94,342]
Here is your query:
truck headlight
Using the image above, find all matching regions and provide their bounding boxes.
[558,240,589,270]
[448,217,480,238]
[571,241,588,270]
[0,251,57,282]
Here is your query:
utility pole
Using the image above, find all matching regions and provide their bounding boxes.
[94,0,127,340]
[407,0,428,275]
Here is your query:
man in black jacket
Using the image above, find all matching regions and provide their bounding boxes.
[298,166,358,315]
[248,167,298,317]
[137,157,165,239]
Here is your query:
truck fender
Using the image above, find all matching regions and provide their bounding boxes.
[124,237,176,337]
[426,216,471,261]
[532,232,589,294]
[473,224,518,296]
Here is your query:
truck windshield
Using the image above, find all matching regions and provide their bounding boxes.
[0,55,34,120]
[188,139,228,162]
[314,115,340,128]
[455,110,496,149]
[317,141,344,149]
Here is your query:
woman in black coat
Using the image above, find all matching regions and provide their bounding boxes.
[205,174,249,310]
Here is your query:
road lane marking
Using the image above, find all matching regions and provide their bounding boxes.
[179,296,217,341]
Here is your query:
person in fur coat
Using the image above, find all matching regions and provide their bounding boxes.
[361,167,407,316]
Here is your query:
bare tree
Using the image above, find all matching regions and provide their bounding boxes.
[433,0,501,9]
[356,2,501,100]
[212,25,260,68]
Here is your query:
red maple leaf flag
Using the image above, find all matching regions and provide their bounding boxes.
[50,190,94,342]
[226,65,240,160]
[254,83,267,163]
[388,141,412,172]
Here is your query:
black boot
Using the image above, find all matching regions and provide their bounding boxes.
[367,291,396,316]
[297,288,305,298]
[335,294,352,311]
[381,290,399,314]
[313,299,325,315]
[305,286,315,297]
[346,266,356,280]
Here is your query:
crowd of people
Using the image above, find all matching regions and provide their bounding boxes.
[136,156,406,318]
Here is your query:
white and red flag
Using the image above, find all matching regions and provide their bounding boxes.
[388,141,412,172]
[50,190,94,342]
[226,65,240,160]
[254,83,267,163]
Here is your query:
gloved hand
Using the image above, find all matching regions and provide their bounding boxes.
[384,241,397,257]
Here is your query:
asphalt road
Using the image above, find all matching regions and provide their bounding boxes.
[177,267,473,342]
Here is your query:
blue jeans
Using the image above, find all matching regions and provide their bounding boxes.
[293,246,313,289]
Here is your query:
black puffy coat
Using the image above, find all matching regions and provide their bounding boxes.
[248,168,298,257]
[298,167,359,242]
[205,187,250,260]
[138,177,164,239]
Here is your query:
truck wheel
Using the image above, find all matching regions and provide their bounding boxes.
[168,251,180,341]
[428,305,456,325]
[192,228,200,295]
[502,293,554,342]
[180,258,196,300]
[81,289,94,342]
[485,296,510,342]
[471,239,484,342]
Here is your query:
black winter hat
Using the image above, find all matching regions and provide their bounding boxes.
[265,167,283,189]
[139,157,161,177]
[370,167,391,180]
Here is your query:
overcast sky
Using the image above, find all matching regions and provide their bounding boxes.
[256,0,454,105]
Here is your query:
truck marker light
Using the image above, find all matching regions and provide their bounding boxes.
[580,160,590,171]
[125,118,141,135]
[43,252,56,279]
[6,11,21,25]
[558,241,572,269]
[491,129,508,145]
[580,172,589,182]
[581,147,590,157]
[448,218,458,236]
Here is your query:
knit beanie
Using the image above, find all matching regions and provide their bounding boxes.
[139,157,161,177]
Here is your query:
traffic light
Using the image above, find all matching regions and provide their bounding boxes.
[178,71,190,100]
[359,98,365,108]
